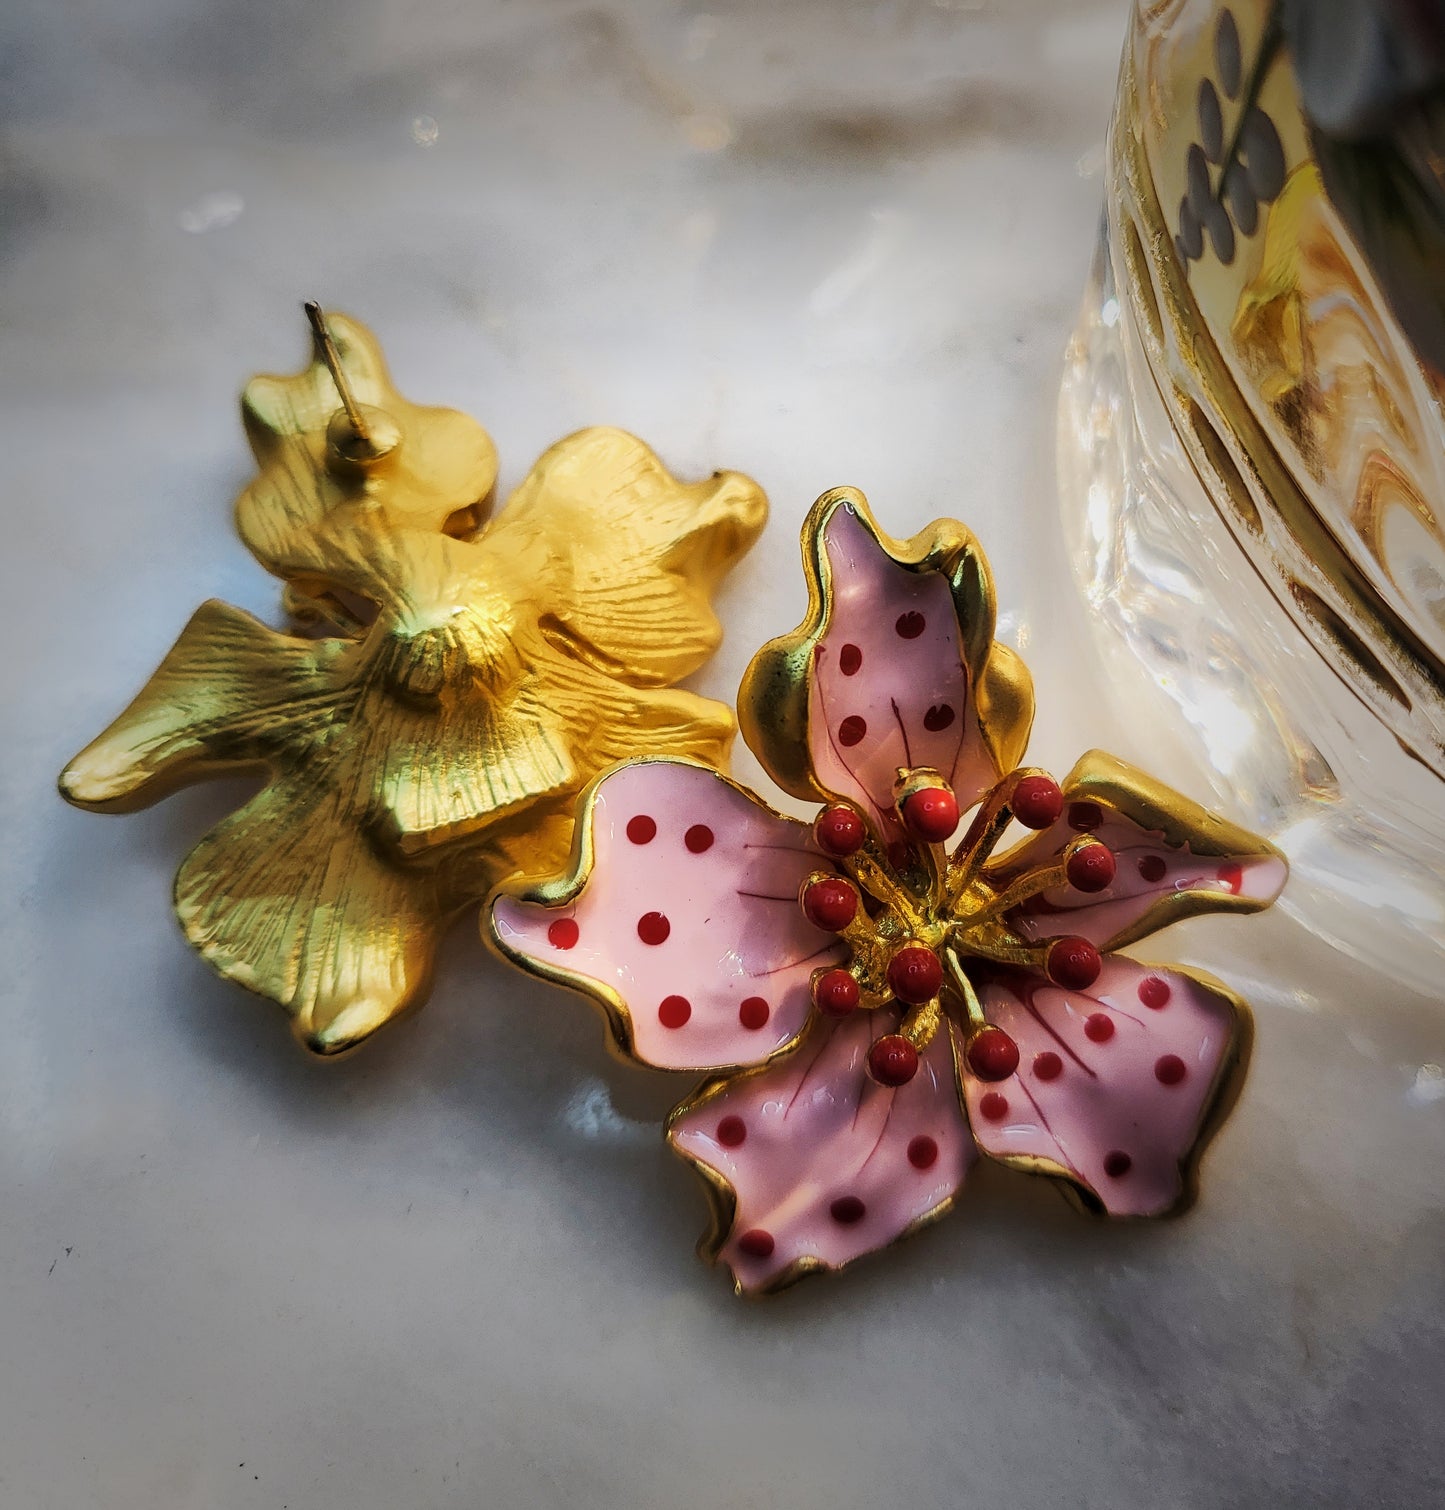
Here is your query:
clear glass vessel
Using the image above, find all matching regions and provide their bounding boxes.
[1058,0,1445,995]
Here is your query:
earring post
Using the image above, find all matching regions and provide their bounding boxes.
[303,301,372,444]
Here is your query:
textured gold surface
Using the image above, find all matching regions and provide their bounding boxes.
[60,313,766,1054]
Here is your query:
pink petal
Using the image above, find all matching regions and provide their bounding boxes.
[809,505,997,837]
[670,1011,976,1294]
[963,959,1248,1217]
[1003,802,1286,952]
[491,760,843,1072]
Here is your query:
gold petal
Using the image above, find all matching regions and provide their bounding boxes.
[174,776,455,1055]
[58,600,350,813]
[475,427,767,688]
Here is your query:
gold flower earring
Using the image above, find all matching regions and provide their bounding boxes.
[60,304,766,1055]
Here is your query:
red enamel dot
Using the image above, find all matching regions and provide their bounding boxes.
[967,1026,1020,1082]
[887,945,943,1005]
[1084,1012,1115,1043]
[1218,862,1244,894]
[626,814,657,844]
[815,805,867,857]
[907,1135,938,1169]
[803,877,858,931]
[737,1229,775,1258]
[1103,1150,1133,1178]
[1138,975,1172,1009]
[923,703,955,732]
[637,912,671,945]
[738,996,770,1030]
[1033,1050,1063,1082]
[829,1195,866,1225]
[902,786,959,844]
[658,994,691,1029]
[838,643,863,676]
[1155,1053,1187,1085]
[979,1091,1009,1122]
[684,824,714,853]
[1067,842,1116,894]
[895,611,926,638]
[838,715,868,747]
[716,1114,747,1146]
[547,918,579,950]
[1047,935,1102,990]
[1068,801,1104,832]
[1138,854,1167,883]
[868,1034,919,1086]
[1012,775,1064,830]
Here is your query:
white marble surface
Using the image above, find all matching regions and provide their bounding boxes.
[3,1,1443,1505]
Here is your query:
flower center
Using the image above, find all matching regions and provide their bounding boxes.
[800,767,1111,1085]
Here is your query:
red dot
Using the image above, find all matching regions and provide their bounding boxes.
[547,918,579,950]
[902,785,960,844]
[967,1026,1020,1082]
[886,840,913,872]
[838,715,868,747]
[829,1195,866,1225]
[1103,1150,1132,1178]
[803,877,858,931]
[895,611,926,638]
[923,703,955,732]
[815,805,867,857]
[1047,936,1102,990]
[1155,1054,1187,1085]
[1218,862,1244,894]
[658,994,691,1029]
[839,643,863,676]
[1013,775,1064,830]
[1138,854,1167,883]
[716,1114,747,1146]
[887,945,943,1005]
[813,969,859,1017]
[685,824,714,853]
[626,815,657,844]
[1067,842,1116,894]
[1138,975,1172,1009]
[637,912,671,945]
[868,1035,919,1086]
[1033,1050,1063,1081]
[907,1135,938,1169]
[737,1229,775,1258]
[1084,1012,1115,1043]
[979,1091,1009,1122]
[738,996,770,1030]
[1068,801,1104,832]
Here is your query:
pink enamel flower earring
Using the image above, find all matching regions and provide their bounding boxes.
[487,488,1286,1295]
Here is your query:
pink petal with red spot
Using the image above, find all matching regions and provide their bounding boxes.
[670,1011,976,1294]
[491,761,843,1072]
[962,959,1245,1216]
[809,505,996,838]
[1002,809,1286,950]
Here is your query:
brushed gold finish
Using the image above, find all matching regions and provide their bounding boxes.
[60,310,766,1055]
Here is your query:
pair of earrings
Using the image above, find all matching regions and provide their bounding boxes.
[61,307,1285,1295]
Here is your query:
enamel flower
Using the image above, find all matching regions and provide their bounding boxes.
[489,490,1286,1294]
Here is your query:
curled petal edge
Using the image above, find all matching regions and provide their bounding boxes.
[737,486,1035,809]
[978,962,1256,1221]
[1060,750,1289,951]
[664,1018,973,1296]
[483,753,843,1075]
